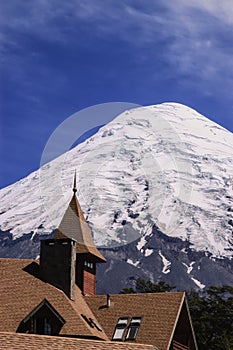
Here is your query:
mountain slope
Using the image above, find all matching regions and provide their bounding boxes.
[0,103,233,291]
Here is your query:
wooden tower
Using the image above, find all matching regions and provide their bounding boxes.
[54,173,106,295]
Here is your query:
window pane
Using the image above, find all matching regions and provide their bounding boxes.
[112,327,125,340]
[44,318,52,335]
[131,317,141,325]
[126,326,139,340]
[34,318,44,334]
[118,318,128,325]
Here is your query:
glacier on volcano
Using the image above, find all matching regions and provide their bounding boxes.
[1,103,232,261]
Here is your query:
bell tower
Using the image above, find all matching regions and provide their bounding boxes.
[54,173,106,295]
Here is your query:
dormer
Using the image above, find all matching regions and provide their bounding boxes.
[17,299,65,335]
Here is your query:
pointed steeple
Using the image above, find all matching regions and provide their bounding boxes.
[73,170,77,194]
[54,174,106,263]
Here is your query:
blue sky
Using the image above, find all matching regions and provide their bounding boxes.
[1,0,233,188]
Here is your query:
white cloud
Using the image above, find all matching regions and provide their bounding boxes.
[177,0,233,25]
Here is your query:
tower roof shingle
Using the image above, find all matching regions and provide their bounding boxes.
[54,189,105,262]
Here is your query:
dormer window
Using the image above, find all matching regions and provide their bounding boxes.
[112,317,129,340]
[33,317,52,335]
[17,299,65,336]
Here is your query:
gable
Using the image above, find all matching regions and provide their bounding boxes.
[170,299,198,350]
[17,299,65,335]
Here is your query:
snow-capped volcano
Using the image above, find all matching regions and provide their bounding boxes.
[0,103,233,291]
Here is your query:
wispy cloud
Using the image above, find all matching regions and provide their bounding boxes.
[1,0,233,188]
[167,1,233,97]
[177,0,233,25]
[1,1,232,98]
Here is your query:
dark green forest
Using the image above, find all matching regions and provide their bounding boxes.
[121,278,233,350]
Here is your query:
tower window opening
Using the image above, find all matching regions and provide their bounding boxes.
[84,261,93,269]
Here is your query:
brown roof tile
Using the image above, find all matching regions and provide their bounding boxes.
[0,258,107,340]
[86,292,185,350]
[0,332,155,350]
[54,194,106,262]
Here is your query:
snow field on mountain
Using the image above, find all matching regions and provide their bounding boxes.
[0,103,232,258]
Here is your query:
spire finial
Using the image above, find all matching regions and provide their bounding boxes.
[73,170,77,194]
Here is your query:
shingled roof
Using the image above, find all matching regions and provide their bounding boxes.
[0,175,198,350]
[0,332,155,350]
[54,175,105,262]
[86,292,193,350]
[0,258,107,339]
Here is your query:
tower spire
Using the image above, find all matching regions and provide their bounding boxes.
[73,170,77,194]
[54,173,106,263]
[53,173,106,295]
